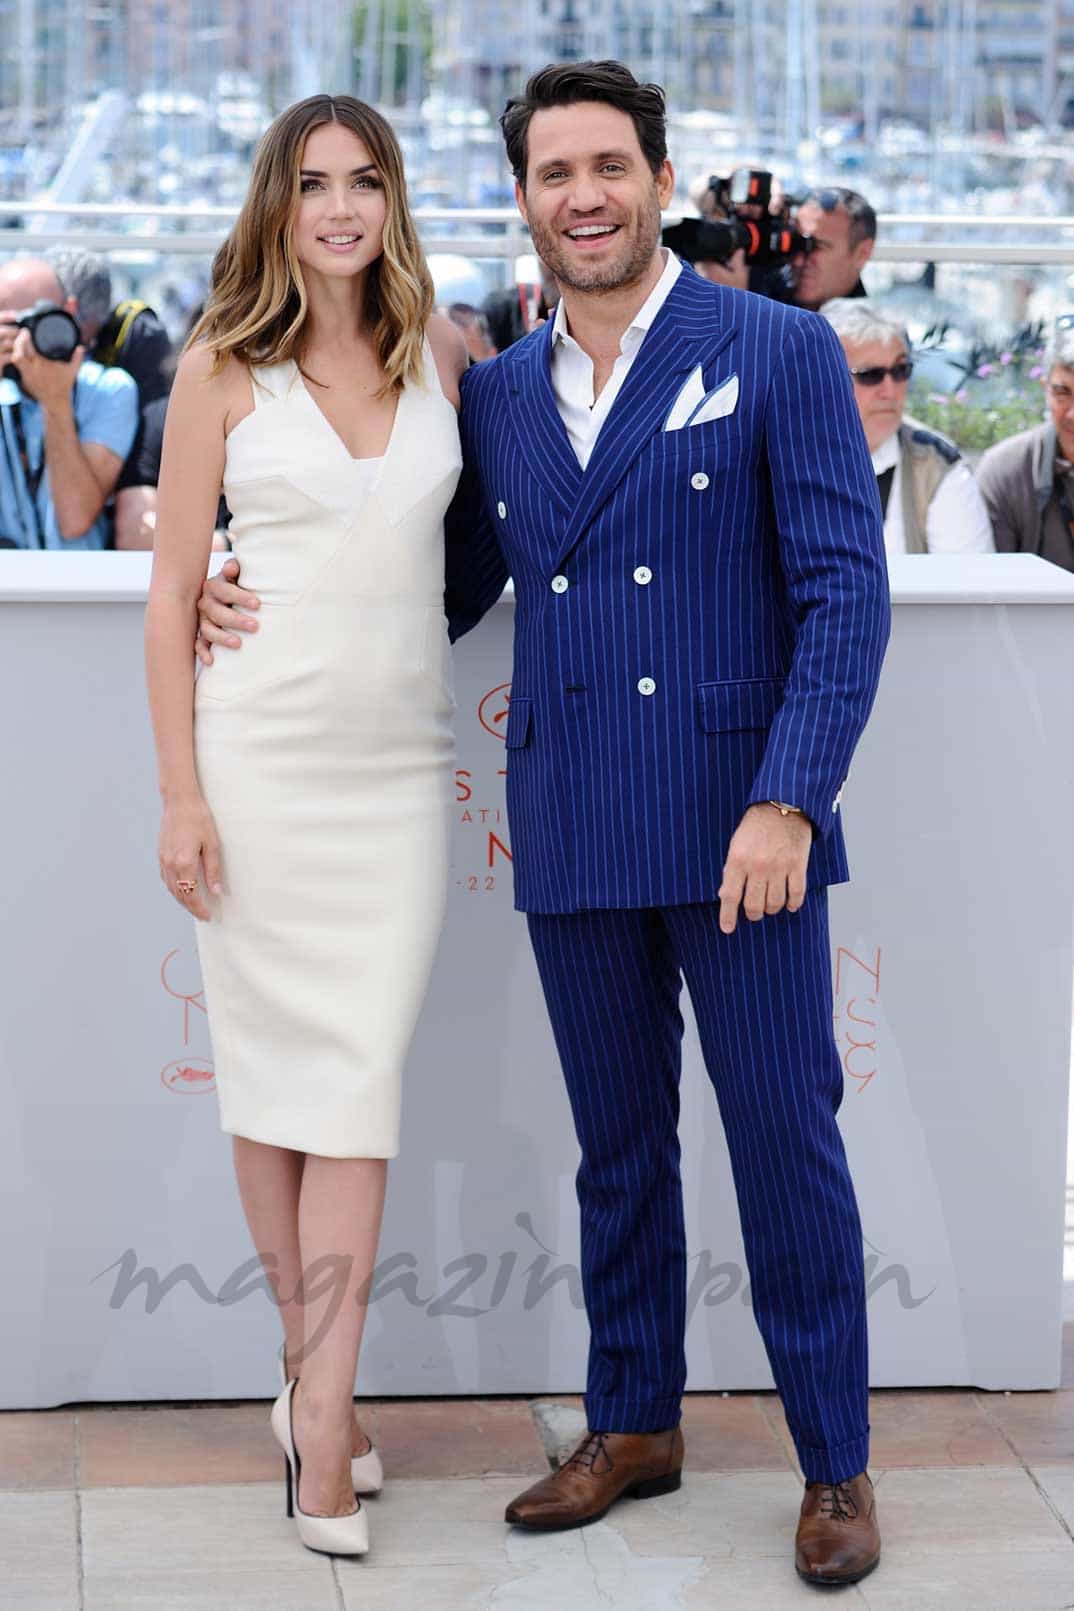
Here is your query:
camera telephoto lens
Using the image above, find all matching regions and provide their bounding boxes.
[31,310,80,360]
[12,301,81,363]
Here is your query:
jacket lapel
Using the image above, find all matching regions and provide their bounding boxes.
[503,321,581,517]
[551,270,734,569]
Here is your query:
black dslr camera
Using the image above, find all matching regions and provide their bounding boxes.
[663,169,815,279]
[717,170,815,270]
[2,300,81,381]
[661,214,747,268]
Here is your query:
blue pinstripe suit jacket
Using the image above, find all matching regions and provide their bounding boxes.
[445,265,890,915]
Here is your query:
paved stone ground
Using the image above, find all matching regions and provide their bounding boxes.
[4,1329,1074,1610]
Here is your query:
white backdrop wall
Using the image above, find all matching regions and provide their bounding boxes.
[1,552,1071,1409]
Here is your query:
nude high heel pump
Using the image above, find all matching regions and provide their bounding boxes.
[269,1379,370,1557]
[277,1345,384,1496]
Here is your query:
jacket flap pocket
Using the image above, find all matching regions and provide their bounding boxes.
[505,696,533,749]
[697,678,785,733]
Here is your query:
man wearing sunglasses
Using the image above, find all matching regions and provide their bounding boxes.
[793,188,876,312]
[822,299,993,557]
[976,320,1074,573]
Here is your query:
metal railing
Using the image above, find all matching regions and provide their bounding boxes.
[2,202,1072,266]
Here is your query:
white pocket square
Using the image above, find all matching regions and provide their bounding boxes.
[664,365,707,431]
[664,370,740,431]
[688,374,739,426]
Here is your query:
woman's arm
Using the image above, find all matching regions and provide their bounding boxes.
[426,313,469,408]
[144,345,237,917]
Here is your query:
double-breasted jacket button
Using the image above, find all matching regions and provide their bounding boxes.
[633,566,652,586]
[497,500,507,519]
[691,472,710,491]
[637,677,656,696]
[551,575,569,594]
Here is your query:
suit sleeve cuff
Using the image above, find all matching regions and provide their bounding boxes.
[745,779,846,842]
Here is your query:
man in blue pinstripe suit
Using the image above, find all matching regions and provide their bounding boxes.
[197,60,890,1588]
[446,62,890,1588]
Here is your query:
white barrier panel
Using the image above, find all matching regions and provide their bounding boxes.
[1,552,1071,1408]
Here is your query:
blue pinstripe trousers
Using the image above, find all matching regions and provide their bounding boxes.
[526,890,870,1486]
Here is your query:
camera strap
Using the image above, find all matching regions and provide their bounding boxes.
[1,400,46,547]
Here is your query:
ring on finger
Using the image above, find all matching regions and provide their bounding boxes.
[176,879,198,897]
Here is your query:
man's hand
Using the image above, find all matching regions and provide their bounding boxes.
[195,556,260,666]
[718,803,812,935]
[12,327,83,408]
[0,314,19,372]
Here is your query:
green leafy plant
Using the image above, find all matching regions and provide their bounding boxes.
[909,321,1048,453]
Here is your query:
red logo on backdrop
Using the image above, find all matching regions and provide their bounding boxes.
[161,948,208,1041]
[160,948,214,1096]
[161,1057,216,1095]
[478,682,512,741]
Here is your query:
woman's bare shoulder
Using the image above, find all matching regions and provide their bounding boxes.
[173,343,253,434]
[426,313,469,402]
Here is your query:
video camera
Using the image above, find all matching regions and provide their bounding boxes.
[1,300,81,382]
[662,169,815,276]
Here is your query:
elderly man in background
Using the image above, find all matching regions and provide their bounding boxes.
[0,257,137,549]
[822,298,994,557]
[45,246,174,548]
[43,246,172,406]
[975,321,1074,572]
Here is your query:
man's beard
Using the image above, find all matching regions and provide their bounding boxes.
[527,195,663,295]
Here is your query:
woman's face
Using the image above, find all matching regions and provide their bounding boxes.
[292,121,388,282]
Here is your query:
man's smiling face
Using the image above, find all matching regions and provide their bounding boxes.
[515,101,674,295]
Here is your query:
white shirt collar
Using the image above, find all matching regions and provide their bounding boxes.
[870,430,901,474]
[552,249,682,353]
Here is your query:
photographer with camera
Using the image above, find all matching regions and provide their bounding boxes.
[662,214,749,291]
[44,246,173,407]
[792,187,876,311]
[44,246,175,547]
[669,170,815,300]
[674,173,876,311]
[0,258,137,549]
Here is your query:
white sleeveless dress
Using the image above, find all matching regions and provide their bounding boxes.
[193,339,462,1158]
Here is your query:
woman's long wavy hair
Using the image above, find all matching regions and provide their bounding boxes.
[188,95,433,393]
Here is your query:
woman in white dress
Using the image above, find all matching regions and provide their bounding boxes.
[144,95,470,1557]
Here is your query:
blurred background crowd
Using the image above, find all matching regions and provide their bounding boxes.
[1,0,1073,566]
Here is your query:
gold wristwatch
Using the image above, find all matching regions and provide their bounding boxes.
[767,800,803,816]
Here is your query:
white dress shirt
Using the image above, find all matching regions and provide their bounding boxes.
[872,430,994,556]
[550,249,683,471]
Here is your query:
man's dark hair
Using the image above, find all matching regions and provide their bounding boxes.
[500,60,667,187]
[808,186,878,249]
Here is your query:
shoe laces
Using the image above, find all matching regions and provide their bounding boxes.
[564,1431,614,1477]
[815,1480,858,1522]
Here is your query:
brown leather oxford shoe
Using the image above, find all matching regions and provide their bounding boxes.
[504,1427,684,1531]
[795,1471,881,1586]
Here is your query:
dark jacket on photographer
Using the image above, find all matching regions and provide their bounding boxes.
[92,300,174,500]
[751,264,867,303]
[482,285,553,353]
[92,299,172,407]
[975,422,1074,573]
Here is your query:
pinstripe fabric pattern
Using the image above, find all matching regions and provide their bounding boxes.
[527,891,869,1486]
[445,265,890,915]
[443,265,888,1485]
